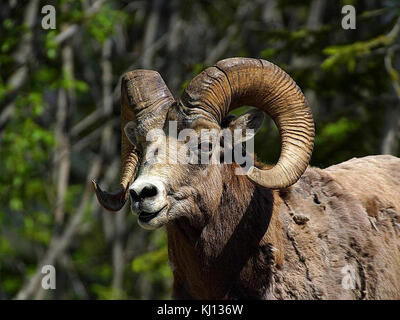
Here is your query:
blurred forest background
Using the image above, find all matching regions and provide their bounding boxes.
[0,0,399,299]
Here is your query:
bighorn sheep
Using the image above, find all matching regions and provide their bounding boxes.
[93,58,400,299]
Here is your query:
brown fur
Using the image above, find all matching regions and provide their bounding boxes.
[166,155,400,299]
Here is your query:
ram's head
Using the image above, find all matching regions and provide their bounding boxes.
[93,58,314,230]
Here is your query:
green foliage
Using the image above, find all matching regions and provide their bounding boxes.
[0,98,54,213]
[131,230,172,298]
[314,117,361,166]
[132,248,171,281]
[0,20,26,65]
[322,35,392,71]
[45,30,60,60]
[86,5,127,43]
[0,91,55,298]
[91,283,128,300]
[317,117,359,144]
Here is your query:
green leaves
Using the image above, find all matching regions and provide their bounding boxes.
[0,93,55,216]
[45,30,59,60]
[131,230,172,298]
[313,117,363,167]
[322,35,392,71]
[316,117,359,145]
[86,5,127,43]
[1,19,25,54]
[22,214,52,245]
[132,248,171,280]
[59,68,89,92]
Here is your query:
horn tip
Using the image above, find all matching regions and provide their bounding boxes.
[92,179,98,189]
[92,180,126,213]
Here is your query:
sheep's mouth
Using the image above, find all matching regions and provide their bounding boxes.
[138,205,167,223]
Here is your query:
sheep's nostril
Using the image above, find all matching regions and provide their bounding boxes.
[140,185,158,199]
[130,183,159,202]
[130,189,140,202]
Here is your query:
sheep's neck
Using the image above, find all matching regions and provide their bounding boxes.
[167,170,283,299]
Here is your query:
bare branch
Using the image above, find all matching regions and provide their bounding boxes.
[71,119,118,153]
[54,25,79,45]
[141,0,163,68]
[71,109,104,138]
[53,38,74,225]
[385,48,400,100]
[381,46,400,155]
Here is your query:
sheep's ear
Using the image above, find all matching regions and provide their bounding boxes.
[227,109,264,142]
[124,121,137,146]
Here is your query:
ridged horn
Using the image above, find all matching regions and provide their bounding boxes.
[179,57,314,189]
[93,70,175,211]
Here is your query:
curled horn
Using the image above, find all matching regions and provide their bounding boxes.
[179,57,314,189]
[93,70,175,211]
